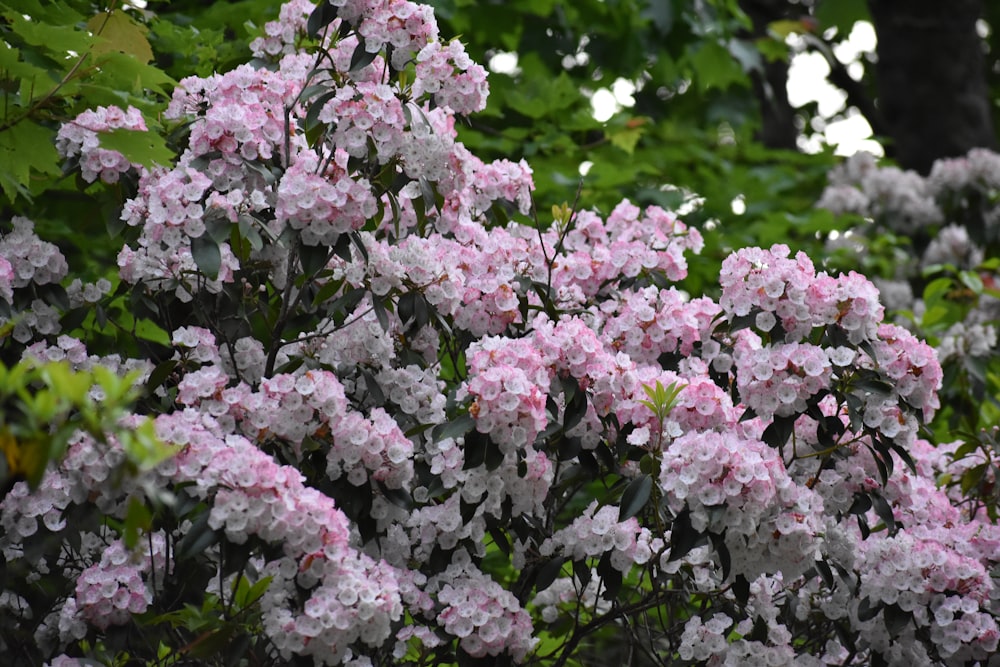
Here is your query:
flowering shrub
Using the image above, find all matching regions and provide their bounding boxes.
[2,1,999,665]
[817,148,1000,523]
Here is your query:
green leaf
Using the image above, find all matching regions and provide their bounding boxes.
[535,557,565,593]
[687,40,747,92]
[870,492,897,535]
[668,506,701,562]
[883,603,910,637]
[815,0,870,36]
[307,0,339,39]
[98,128,174,170]
[349,37,378,74]
[190,234,222,279]
[618,474,652,521]
[608,123,645,155]
[5,10,93,53]
[506,55,579,119]
[124,497,153,549]
[432,413,475,442]
[135,318,171,346]
[0,121,61,203]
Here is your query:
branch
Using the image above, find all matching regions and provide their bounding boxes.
[550,592,678,667]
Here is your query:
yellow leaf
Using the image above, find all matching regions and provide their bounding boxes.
[86,10,153,64]
[0,429,47,486]
[0,429,21,476]
[767,19,817,39]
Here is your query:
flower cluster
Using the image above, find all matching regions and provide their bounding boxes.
[275,148,378,245]
[412,40,489,115]
[72,535,167,630]
[435,567,536,660]
[733,333,832,419]
[720,244,884,344]
[601,287,722,365]
[461,336,551,450]
[818,151,942,234]
[659,430,824,578]
[539,501,656,571]
[0,217,68,290]
[55,105,147,183]
[867,324,942,422]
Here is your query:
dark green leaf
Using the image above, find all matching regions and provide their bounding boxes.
[732,573,750,605]
[870,492,897,535]
[557,435,581,461]
[349,37,378,73]
[857,596,881,622]
[305,90,338,131]
[377,481,412,510]
[573,558,591,587]
[362,369,385,406]
[306,1,339,39]
[345,232,368,264]
[668,506,701,562]
[463,430,488,469]
[535,557,566,593]
[710,531,731,581]
[596,552,622,600]
[175,511,220,561]
[329,287,366,322]
[762,415,795,451]
[300,243,331,276]
[847,493,872,515]
[190,234,221,279]
[618,475,653,521]
[484,436,504,471]
[398,291,417,326]
[432,413,475,442]
[883,603,910,637]
[563,384,587,431]
[486,517,510,555]
[815,558,835,588]
[204,212,231,244]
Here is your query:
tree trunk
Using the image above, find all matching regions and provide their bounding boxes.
[739,0,799,150]
[867,0,997,174]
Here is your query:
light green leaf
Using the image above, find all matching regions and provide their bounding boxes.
[98,127,174,169]
[609,123,645,155]
[0,121,61,203]
[687,40,748,92]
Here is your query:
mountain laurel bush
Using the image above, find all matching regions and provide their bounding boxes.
[1,0,999,665]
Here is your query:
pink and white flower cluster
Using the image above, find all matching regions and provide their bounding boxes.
[7,0,998,665]
[55,105,148,183]
[720,244,883,344]
[539,501,656,571]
